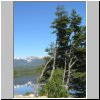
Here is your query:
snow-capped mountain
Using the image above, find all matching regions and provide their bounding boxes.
[14,56,45,70]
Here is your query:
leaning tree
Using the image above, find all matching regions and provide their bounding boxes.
[38,6,86,98]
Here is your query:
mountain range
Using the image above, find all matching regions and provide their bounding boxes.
[14,56,45,70]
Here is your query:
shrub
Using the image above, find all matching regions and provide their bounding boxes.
[39,69,68,98]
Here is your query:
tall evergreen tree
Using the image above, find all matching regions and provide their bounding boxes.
[51,5,70,69]
[39,6,86,98]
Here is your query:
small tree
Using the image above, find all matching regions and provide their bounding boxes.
[39,69,68,98]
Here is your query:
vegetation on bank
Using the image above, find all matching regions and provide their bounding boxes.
[14,66,43,78]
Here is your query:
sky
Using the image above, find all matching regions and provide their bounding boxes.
[14,1,86,58]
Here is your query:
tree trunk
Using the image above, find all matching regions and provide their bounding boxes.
[63,53,67,84]
[39,57,53,81]
[66,57,78,90]
[49,42,57,81]
[66,66,71,89]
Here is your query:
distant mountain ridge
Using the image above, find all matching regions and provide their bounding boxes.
[14,56,45,70]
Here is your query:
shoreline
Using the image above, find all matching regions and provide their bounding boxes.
[14,94,47,98]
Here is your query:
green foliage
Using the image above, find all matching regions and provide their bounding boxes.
[71,72,86,98]
[41,5,86,98]
[14,70,21,78]
[72,72,86,81]
[70,9,82,31]
[51,5,70,68]
[45,42,55,57]
[39,69,68,98]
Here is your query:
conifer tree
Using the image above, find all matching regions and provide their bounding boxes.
[39,6,86,98]
[51,6,70,69]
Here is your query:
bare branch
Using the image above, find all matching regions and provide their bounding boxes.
[70,59,78,68]
[69,57,74,67]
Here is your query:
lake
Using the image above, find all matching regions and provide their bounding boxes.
[14,75,38,85]
[14,75,39,96]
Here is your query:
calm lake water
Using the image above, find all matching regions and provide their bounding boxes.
[14,75,39,95]
[14,85,34,95]
[14,75,38,85]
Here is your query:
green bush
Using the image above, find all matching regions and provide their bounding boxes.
[39,69,68,98]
